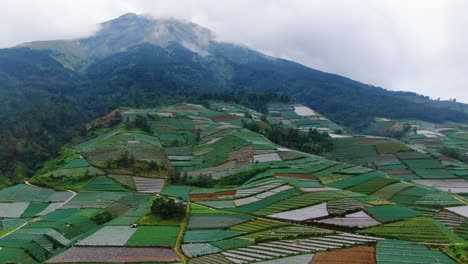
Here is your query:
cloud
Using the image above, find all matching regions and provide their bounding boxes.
[0,0,466,103]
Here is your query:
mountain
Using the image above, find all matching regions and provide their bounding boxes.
[0,13,467,181]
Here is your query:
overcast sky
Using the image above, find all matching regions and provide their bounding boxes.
[1,0,467,103]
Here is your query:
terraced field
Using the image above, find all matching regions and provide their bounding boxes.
[1,103,466,263]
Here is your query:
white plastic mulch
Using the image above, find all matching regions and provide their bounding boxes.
[0,202,29,217]
[234,185,293,206]
[76,226,136,246]
[446,205,468,218]
[133,177,165,193]
[316,211,380,228]
[254,153,282,163]
[269,202,329,221]
[413,179,468,193]
[235,182,283,198]
[328,134,352,138]
[294,106,317,116]
[256,254,315,264]
[37,202,64,216]
[301,187,339,192]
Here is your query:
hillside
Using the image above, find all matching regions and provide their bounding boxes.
[1,13,467,182]
[0,102,466,263]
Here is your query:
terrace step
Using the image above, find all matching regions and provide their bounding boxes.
[238,247,285,257]
[222,251,262,262]
[248,245,297,255]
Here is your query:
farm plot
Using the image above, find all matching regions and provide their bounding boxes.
[375,141,411,155]
[184,229,245,243]
[108,174,136,190]
[0,184,53,202]
[187,214,254,229]
[413,179,468,193]
[326,198,371,215]
[190,189,236,201]
[229,218,286,232]
[235,182,283,198]
[255,190,362,216]
[371,182,412,200]
[21,203,50,218]
[228,188,300,214]
[234,185,294,207]
[294,106,317,116]
[390,186,435,205]
[347,177,398,195]
[269,202,329,221]
[316,211,380,228]
[311,246,375,264]
[365,205,423,222]
[126,226,179,247]
[242,225,333,242]
[76,226,136,246]
[133,177,165,193]
[161,185,191,201]
[414,191,462,207]
[376,240,455,264]
[446,205,468,218]
[328,171,387,190]
[47,247,181,263]
[0,247,39,264]
[62,158,89,169]
[83,176,129,192]
[219,233,380,264]
[61,191,129,210]
[256,254,315,264]
[254,153,282,163]
[0,202,29,217]
[358,217,461,244]
[182,243,223,257]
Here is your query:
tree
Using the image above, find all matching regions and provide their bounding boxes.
[151,196,186,219]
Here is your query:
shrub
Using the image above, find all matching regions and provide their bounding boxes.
[151,196,187,219]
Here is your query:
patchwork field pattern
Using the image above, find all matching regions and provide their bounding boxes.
[1,103,467,263]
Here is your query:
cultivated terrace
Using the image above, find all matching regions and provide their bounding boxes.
[0,102,467,264]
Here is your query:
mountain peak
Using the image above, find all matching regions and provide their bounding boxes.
[21,13,215,69]
[81,13,215,57]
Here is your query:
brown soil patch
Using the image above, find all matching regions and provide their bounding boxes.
[47,246,180,263]
[210,114,242,122]
[440,155,457,162]
[390,124,405,132]
[174,104,198,110]
[310,246,375,264]
[86,109,129,129]
[228,145,254,163]
[190,190,237,201]
[275,173,317,180]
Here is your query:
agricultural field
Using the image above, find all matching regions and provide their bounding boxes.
[0,103,466,263]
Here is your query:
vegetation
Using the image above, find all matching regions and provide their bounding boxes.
[151,196,187,219]
[444,242,468,264]
[243,120,333,155]
[440,146,468,163]
[125,115,152,133]
[104,150,160,174]
[169,167,269,188]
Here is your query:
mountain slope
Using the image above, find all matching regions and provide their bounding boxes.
[0,13,467,183]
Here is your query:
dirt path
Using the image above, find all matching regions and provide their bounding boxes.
[174,203,190,264]
[0,221,28,239]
